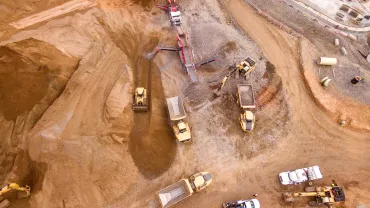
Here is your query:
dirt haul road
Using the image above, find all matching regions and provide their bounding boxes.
[175,0,370,207]
[129,37,176,179]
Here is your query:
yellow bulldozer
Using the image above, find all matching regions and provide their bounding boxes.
[0,183,31,208]
[133,87,148,112]
[283,181,345,208]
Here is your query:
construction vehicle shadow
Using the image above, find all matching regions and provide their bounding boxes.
[128,37,176,179]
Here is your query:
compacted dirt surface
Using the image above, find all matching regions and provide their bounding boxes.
[0,0,370,208]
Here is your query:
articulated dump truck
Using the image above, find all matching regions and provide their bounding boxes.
[157,172,212,208]
[237,84,256,132]
[166,96,191,143]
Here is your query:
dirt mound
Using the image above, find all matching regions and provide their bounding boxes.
[0,0,69,24]
[0,38,79,186]
[0,38,79,121]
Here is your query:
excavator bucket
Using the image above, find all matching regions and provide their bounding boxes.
[283,192,295,202]
[17,185,30,199]
[17,191,30,199]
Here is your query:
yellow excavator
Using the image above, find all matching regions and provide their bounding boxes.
[283,181,345,208]
[236,57,256,78]
[214,57,256,96]
[132,87,148,112]
[0,183,31,208]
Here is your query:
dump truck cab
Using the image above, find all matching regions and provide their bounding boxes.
[239,111,255,132]
[133,87,148,111]
[189,172,212,192]
[236,57,256,77]
[170,10,182,25]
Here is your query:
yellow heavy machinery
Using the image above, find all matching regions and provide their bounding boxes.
[214,57,256,96]
[166,96,192,143]
[283,181,345,208]
[237,84,256,132]
[236,57,256,78]
[0,183,31,208]
[133,87,148,112]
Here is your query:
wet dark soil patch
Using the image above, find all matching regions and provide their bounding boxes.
[112,31,176,179]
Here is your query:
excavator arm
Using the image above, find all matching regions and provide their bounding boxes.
[0,183,31,198]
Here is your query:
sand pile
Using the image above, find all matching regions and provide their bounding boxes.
[0,38,79,186]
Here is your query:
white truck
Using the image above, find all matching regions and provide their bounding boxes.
[223,199,260,208]
[169,10,182,25]
[166,96,191,143]
[237,84,256,132]
[157,172,212,208]
[279,165,323,185]
[157,1,182,26]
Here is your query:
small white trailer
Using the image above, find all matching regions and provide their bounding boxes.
[279,166,323,185]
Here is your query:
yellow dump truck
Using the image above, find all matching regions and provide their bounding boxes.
[237,84,256,132]
[166,96,191,143]
[157,172,212,208]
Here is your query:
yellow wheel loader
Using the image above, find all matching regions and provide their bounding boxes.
[0,183,31,208]
[133,87,148,112]
[173,120,191,143]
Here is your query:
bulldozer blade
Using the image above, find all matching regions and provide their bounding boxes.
[133,105,149,112]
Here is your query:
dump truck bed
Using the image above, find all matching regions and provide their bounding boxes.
[238,84,255,108]
[166,96,186,121]
[158,179,193,208]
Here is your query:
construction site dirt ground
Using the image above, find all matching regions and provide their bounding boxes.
[0,0,370,208]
